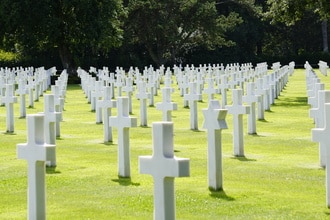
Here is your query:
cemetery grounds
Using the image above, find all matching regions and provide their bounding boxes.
[0,68,329,219]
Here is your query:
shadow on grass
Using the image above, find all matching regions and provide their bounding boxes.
[140,125,151,128]
[230,156,257,162]
[248,133,267,138]
[209,189,235,201]
[324,210,330,215]
[274,96,308,107]
[191,129,204,132]
[46,166,61,174]
[258,119,269,123]
[112,176,140,186]
[103,141,114,146]
[3,131,16,135]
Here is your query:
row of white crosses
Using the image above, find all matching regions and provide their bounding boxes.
[80,62,292,185]
[306,61,330,208]
[80,62,292,160]
[0,66,57,133]
[15,68,68,219]
[306,61,327,168]
[16,61,294,219]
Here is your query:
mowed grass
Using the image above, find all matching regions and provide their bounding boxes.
[0,68,329,219]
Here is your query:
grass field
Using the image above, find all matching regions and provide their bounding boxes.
[1,68,330,219]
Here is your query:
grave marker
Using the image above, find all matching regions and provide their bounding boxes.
[184,82,202,130]
[312,103,330,207]
[98,86,117,142]
[42,94,60,167]
[156,87,178,121]
[139,122,190,220]
[109,97,137,177]
[202,100,228,190]
[136,81,150,126]
[310,90,330,168]
[243,82,261,134]
[203,77,219,102]
[16,78,28,118]
[17,114,55,220]
[3,84,18,132]
[226,89,250,157]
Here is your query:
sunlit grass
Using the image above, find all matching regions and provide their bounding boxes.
[1,68,330,219]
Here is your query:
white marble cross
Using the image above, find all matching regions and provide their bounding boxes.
[243,82,262,134]
[184,82,202,130]
[308,83,324,109]
[139,122,190,220]
[312,103,330,208]
[226,89,250,157]
[147,73,156,106]
[17,114,55,220]
[156,87,178,121]
[122,77,134,114]
[254,78,265,120]
[109,97,137,177]
[218,75,229,107]
[310,90,330,168]
[51,85,63,137]
[202,100,228,190]
[3,84,18,132]
[98,86,117,142]
[16,78,28,118]
[41,94,60,167]
[91,81,104,123]
[136,81,150,126]
[115,73,124,97]
[203,78,219,102]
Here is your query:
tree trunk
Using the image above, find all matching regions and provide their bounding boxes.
[322,20,328,53]
[58,44,76,75]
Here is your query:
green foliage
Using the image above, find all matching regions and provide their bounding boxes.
[0,0,124,73]
[0,50,16,62]
[265,0,330,24]
[125,0,242,66]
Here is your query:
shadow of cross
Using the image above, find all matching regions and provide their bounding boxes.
[139,122,190,220]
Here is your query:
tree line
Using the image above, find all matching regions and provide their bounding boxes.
[0,0,329,74]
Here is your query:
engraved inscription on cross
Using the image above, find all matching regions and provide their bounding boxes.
[139,122,190,220]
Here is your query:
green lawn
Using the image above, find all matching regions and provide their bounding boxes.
[1,68,330,219]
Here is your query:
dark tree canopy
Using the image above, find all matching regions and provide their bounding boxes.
[0,0,329,70]
[125,0,242,66]
[0,0,124,74]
